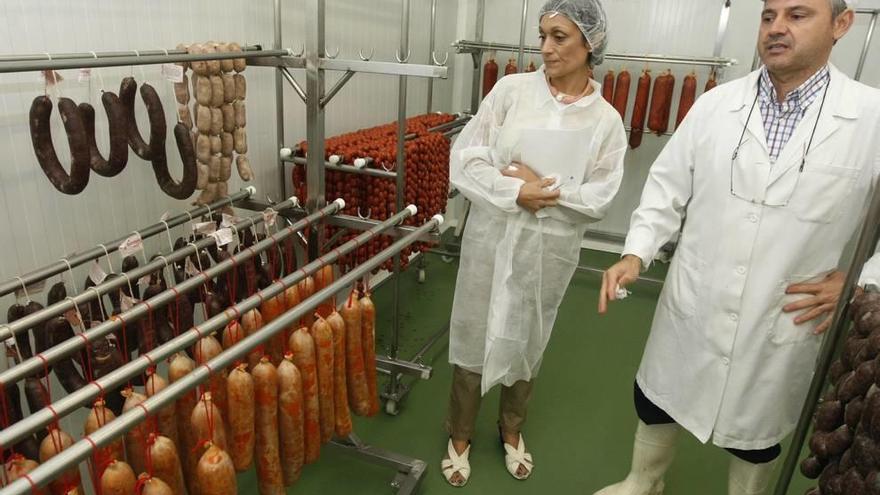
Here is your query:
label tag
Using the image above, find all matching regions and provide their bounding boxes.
[121,294,138,312]
[119,233,144,258]
[161,63,184,83]
[88,261,108,285]
[211,228,233,247]
[185,257,200,277]
[220,213,240,229]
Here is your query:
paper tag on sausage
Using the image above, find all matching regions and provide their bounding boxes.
[220,213,240,229]
[77,68,91,83]
[119,233,144,258]
[185,257,200,277]
[88,261,108,285]
[161,63,184,83]
[121,293,138,312]
[193,221,216,235]
[262,208,278,229]
[211,228,233,247]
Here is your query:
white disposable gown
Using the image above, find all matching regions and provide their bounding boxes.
[448,66,627,394]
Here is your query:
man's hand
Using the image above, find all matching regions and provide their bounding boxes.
[599,255,642,314]
[501,161,542,183]
[783,271,846,335]
[516,178,560,213]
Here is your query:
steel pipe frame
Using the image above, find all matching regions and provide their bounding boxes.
[0,189,253,299]
[773,179,880,492]
[0,213,441,495]
[0,194,286,346]
[0,203,410,450]
[287,156,398,179]
[427,0,439,113]
[517,0,530,73]
[0,47,291,74]
[0,197,310,391]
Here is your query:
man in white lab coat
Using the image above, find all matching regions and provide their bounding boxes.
[596,0,880,494]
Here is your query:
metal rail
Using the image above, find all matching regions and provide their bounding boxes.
[0,197,310,389]
[453,40,739,68]
[0,47,292,74]
[0,214,441,495]
[0,188,253,299]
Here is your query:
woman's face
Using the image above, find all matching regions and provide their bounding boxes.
[539,13,591,79]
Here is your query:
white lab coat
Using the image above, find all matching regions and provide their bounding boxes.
[624,65,880,450]
[449,67,627,395]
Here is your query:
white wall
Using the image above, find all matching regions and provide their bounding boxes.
[450,0,880,240]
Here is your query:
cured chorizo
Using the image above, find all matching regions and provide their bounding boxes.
[648,71,674,135]
[326,311,352,437]
[298,276,316,327]
[504,58,517,76]
[705,71,718,92]
[78,91,129,177]
[360,291,380,416]
[612,70,631,121]
[288,327,320,463]
[119,78,166,161]
[482,55,498,98]
[676,72,697,129]
[194,335,229,432]
[98,460,136,495]
[191,392,228,458]
[29,96,91,195]
[168,352,199,495]
[310,316,335,442]
[195,443,237,495]
[147,434,187,495]
[629,70,652,149]
[227,364,255,471]
[342,294,370,416]
[5,455,46,494]
[260,293,286,366]
[278,354,305,486]
[242,308,265,370]
[84,398,123,462]
[121,388,149,474]
[145,371,179,447]
[252,358,284,495]
[39,427,82,495]
[602,71,614,103]
[137,474,174,495]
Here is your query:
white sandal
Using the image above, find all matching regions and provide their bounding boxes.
[502,433,534,480]
[441,438,472,487]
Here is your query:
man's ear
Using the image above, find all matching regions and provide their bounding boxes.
[833,9,855,43]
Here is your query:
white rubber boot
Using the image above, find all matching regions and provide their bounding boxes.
[593,421,681,495]
[728,457,777,495]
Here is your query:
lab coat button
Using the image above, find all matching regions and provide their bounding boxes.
[736,266,746,275]
[748,214,759,223]
[722,357,730,366]
[729,313,738,322]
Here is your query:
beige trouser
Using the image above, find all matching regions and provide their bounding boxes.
[445,365,534,442]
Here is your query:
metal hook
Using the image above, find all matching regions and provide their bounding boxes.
[395,48,411,63]
[160,221,175,252]
[291,44,305,57]
[381,161,395,172]
[357,207,372,220]
[60,258,78,295]
[98,244,114,274]
[14,277,30,303]
[358,47,375,61]
[432,51,449,66]
[325,47,340,59]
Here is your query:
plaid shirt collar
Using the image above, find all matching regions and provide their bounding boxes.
[759,65,830,114]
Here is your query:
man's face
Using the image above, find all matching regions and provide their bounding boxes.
[758,0,848,75]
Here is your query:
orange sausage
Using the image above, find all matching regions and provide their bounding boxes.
[98,460,135,495]
[360,292,380,417]
[648,71,673,135]
[482,56,498,98]
[5,455,46,495]
[612,70,631,121]
[145,371,179,448]
[629,70,652,149]
[342,294,370,416]
[602,71,615,103]
[326,311,352,437]
[288,327,320,463]
[283,284,301,346]
[241,308,264,370]
[168,352,198,495]
[39,427,82,495]
[121,388,149,475]
[190,392,227,460]
[252,358,284,495]
[314,265,334,319]
[278,354,305,486]
[310,316,335,443]
[147,434,186,495]
[84,398,123,463]
[297,276,316,328]
[195,443,237,495]
[221,320,245,351]
[705,71,718,92]
[137,474,174,495]
[194,335,229,438]
[227,364,255,471]
[676,72,697,129]
[260,293,286,366]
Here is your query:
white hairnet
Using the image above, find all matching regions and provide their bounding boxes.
[539,0,609,66]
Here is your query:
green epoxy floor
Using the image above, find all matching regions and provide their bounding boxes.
[238,249,817,494]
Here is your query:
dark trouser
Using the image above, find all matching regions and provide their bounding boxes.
[445,365,534,442]
[634,382,781,464]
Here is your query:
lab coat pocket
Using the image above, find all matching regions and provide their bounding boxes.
[789,165,859,224]
[767,277,823,345]
[659,246,704,320]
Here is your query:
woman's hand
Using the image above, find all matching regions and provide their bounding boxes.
[501,162,542,183]
[517,178,560,213]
